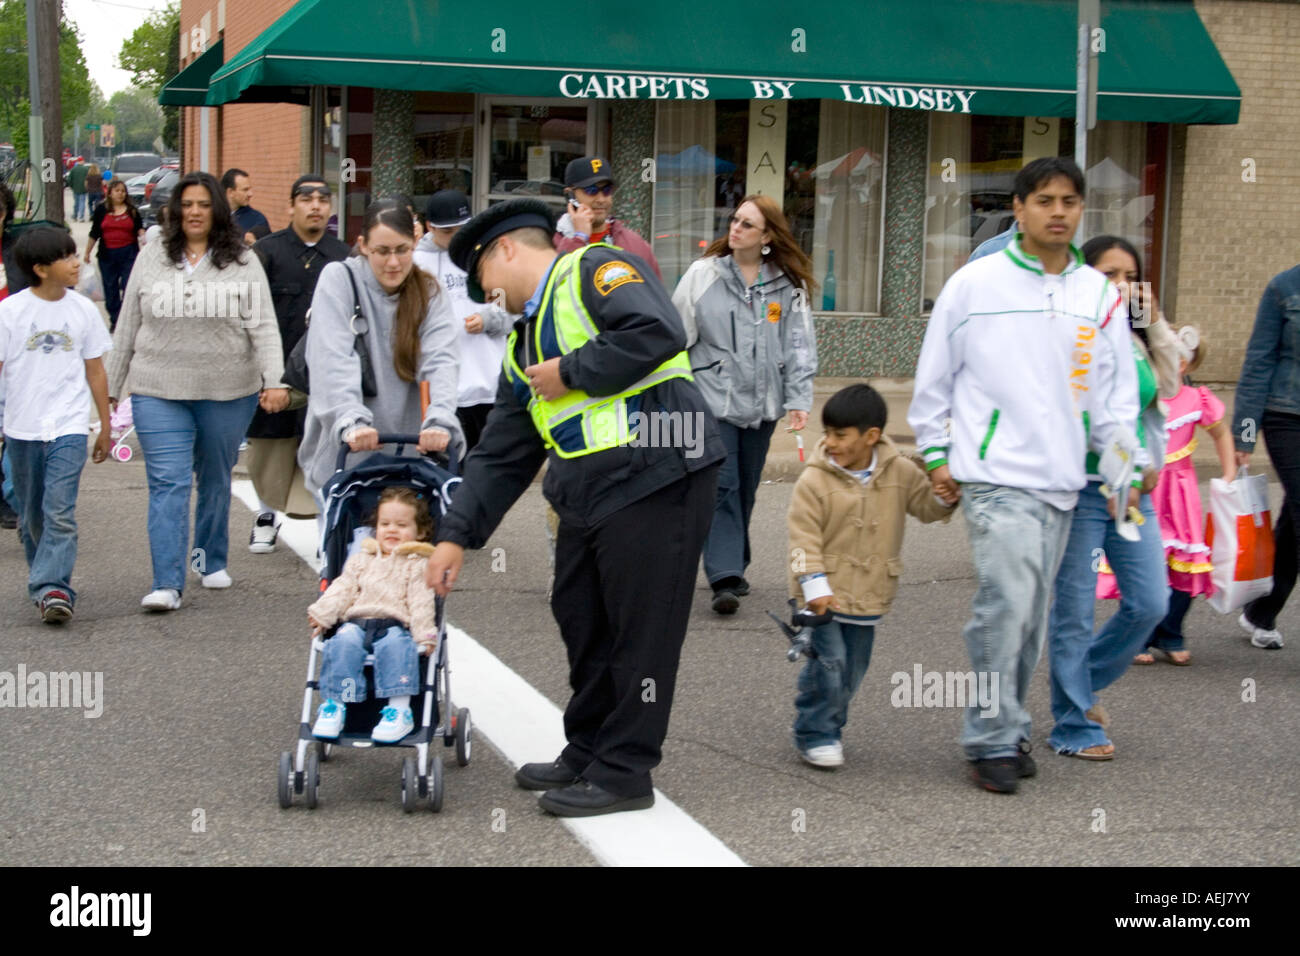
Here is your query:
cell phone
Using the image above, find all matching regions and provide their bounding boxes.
[568,196,580,210]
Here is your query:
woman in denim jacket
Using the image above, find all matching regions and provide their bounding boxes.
[1233,264,1300,649]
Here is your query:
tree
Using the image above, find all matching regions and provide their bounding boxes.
[118,0,179,150]
[107,87,164,153]
[0,0,92,155]
[65,81,108,154]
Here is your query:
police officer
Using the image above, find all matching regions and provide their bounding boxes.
[426,199,723,817]
[246,175,350,551]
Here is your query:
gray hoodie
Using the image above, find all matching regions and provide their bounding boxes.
[298,256,463,492]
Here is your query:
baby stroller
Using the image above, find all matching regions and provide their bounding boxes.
[277,434,469,812]
[90,396,136,461]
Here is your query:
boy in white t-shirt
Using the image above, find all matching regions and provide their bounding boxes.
[0,227,112,623]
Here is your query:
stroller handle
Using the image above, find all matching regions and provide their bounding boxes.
[335,433,455,473]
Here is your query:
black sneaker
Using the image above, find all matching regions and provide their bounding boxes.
[0,499,17,530]
[733,578,751,597]
[249,513,279,554]
[711,589,739,614]
[1017,741,1037,778]
[971,757,1020,793]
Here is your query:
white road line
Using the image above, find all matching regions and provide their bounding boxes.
[232,481,746,867]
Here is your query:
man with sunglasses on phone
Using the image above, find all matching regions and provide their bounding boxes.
[245,175,350,553]
[554,156,662,281]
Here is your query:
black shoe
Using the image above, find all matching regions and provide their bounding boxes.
[733,577,751,597]
[537,780,655,817]
[971,757,1020,793]
[711,589,739,614]
[0,500,16,530]
[515,758,580,791]
[40,591,73,625]
[1017,741,1037,778]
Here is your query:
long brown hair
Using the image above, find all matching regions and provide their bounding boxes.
[704,194,816,295]
[362,199,439,383]
[103,178,138,217]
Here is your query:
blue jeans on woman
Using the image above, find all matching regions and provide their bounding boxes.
[132,394,259,592]
[5,434,88,604]
[1048,482,1168,754]
[793,620,876,749]
[98,244,138,331]
[318,621,420,701]
[702,419,778,585]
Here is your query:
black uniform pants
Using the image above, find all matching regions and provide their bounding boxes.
[551,464,718,797]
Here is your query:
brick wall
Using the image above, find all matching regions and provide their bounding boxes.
[179,0,307,232]
[1170,1,1300,383]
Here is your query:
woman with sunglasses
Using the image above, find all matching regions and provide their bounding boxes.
[672,194,818,614]
[298,198,462,505]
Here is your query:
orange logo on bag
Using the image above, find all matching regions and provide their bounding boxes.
[767,302,781,323]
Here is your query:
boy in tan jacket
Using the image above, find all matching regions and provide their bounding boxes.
[788,385,957,768]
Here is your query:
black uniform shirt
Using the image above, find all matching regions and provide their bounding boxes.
[437,246,724,548]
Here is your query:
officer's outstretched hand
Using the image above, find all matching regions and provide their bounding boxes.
[525,357,568,400]
[427,541,465,597]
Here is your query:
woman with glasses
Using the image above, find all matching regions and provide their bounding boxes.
[298,198,462,504]
[106,171,286,611]
[672,194,818,614]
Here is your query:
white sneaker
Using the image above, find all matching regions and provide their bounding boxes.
[799,742,844,768]
[249,514,279,553]
[312,699,346,739]
[141,588,181,611]
[201,569,232,589]
[1239,612,1284,649]
[371,706,415,743]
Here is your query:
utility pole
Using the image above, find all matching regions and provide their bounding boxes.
[26,0,64,222]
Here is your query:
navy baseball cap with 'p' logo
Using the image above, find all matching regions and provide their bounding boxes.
[564,156,616,190]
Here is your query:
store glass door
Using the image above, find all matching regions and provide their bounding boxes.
[479,100,595,214]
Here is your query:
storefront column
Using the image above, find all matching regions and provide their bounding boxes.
[372,89,414,199]
[879,108,928,322]
[610,101,654,238]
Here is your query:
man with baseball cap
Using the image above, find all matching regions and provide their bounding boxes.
[555,156,662,280]
[426,198,723,816]
[414,189,513,454]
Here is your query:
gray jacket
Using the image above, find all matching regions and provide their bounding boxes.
[298,256,463,492]
[672,255,817,429]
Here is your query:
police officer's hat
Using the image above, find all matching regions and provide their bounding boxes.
[449,198,556,303]
[564,156,616,190]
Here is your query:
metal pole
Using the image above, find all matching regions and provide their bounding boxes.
[25,0,45,219]
[1074,20,1088,174]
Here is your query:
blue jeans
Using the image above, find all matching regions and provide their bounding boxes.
[1,443,17,512]
[98,244,138,331]
[1048,482,1168,753]
[960,484,1074,760]
[132,394,259,592]
[5,434,88,604]
[793,620,876,749]
[702,419,778,584]
[318,621,420,701]
[73,192,87,219]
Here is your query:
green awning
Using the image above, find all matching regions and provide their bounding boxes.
[159,39,224,106]
[204,0,1240,124]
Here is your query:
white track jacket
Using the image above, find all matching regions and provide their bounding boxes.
[908,237,1140,510]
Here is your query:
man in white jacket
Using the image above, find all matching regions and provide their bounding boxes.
[908,157,1140,795]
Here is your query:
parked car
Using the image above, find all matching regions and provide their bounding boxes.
[143,168,179,227]
[125,172,152,206]
[111,152,163,181]
[143,163,178,203]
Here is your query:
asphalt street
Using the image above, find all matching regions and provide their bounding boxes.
[1,441,1295,866]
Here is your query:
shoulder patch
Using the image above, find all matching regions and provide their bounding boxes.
[593,260,643,296]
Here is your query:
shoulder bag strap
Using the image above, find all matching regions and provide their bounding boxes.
[343,265,379,397]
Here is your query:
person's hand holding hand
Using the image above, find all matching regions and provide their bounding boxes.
[92,429,111,464]
[418,428,450,454]
[929,464,960,504]
[426,542,464,597]
[464,313,484,334]
[345,426,380,451]
[524,357,567,400]
[259,388,291,413]
[1140,467,1159,493]
[788,409,808,431]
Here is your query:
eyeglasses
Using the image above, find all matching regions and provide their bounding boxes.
[368,244,413,259]
[293,186,332,200]
[578,184,615,197]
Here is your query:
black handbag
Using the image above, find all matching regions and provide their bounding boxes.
[282,266,377,397]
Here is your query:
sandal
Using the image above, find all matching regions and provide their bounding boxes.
[1132,652,1155,664]
[1151,647,1191,666]
[1072,744,1116,761]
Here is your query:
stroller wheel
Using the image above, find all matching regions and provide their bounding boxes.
[428,755,444,813]
[304,751,320,809]
[401,757,418,813]
[455,708,472,767]
[113,444,133,462]
[277,751,293,808]
[317,741,333,763]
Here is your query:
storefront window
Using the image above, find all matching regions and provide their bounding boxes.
[315,86,344,238]
[922,115,1167,310]
[344,87,374,240]
[412,91,474,213]
[485,103,589,211]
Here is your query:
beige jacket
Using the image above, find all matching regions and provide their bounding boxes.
[307,539,438,643]
[787,437,953,616]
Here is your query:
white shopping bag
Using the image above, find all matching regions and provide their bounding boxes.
[77,265,103,302]
[1205,468,1275,614]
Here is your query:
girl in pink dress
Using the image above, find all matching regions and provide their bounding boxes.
[1135,327,1237,664]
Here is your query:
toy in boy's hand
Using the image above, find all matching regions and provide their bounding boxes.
[767,599,835,662]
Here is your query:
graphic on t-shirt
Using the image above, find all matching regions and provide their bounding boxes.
[25,322,74,353]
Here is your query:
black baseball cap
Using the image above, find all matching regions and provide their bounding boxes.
[425,189,472,228]
[449,198,556,303]
[564,156,616,190]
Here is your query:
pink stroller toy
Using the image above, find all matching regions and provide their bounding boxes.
[108,397,135,462]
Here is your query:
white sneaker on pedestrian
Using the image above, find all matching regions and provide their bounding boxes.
[798,742,844,768]
[141,588,181,611]
[371,706,415,743]
[1239,612,1283,649]
[312,699,346,739]
[201,569,232,589]
[249,513,279,553]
